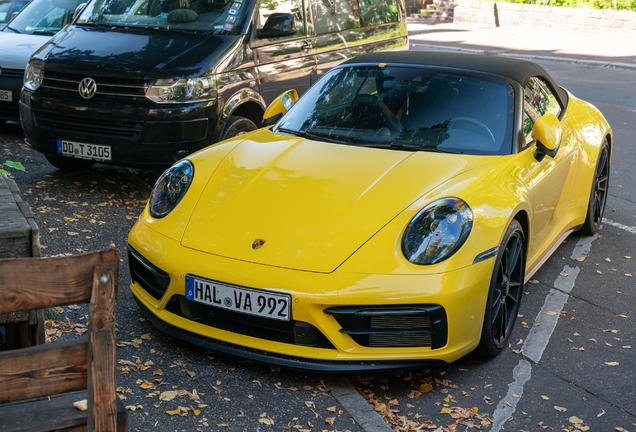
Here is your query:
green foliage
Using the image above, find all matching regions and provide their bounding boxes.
[0,160,26,176]
[487,0,636,10]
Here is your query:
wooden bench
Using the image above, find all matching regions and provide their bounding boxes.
[0,172,44,350]
[0,250,128,432]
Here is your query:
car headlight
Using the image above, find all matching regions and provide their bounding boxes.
[145,76,217,103]
[24,64,43,91]
[149,160,194,218]
[402,198,473,265]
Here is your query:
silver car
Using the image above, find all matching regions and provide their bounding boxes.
[0,0,83,123]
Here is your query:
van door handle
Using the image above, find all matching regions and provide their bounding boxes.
[301,41,312,53]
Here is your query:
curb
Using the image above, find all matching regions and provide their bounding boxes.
[322,375,394,432]
[410,42,636,70]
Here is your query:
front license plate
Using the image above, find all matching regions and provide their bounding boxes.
[0,89,12,102]
[57,140,112,162]
[185,275,291,321]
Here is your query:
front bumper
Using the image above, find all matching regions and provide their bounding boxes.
[0,71,23,122]
[20,89,219,167]
[128,219,494,370]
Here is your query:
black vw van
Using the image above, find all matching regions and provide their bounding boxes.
[20,0,407,169]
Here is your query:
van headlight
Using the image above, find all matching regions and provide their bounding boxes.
[24,64,43,91]
[149,160,194,218]
[402,198,473,265]
[146,76,217,103]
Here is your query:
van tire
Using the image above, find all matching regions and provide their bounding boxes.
[45,154,95,171]
[220,116,257,141]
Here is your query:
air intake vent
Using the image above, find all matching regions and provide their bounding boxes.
[324,305,447,349]
[128,245,170,300]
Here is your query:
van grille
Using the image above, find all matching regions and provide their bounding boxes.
[34,111,143,139]
[40,70,147,101]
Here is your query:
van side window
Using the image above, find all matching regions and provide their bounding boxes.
[256,0,305,39]
[523,76,561,147]
[312,0,398,34]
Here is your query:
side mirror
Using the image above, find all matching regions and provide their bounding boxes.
[72,3,86,21]
[257,13,297,39]
[532,113,561,162]
[11,11,19,20]
[262,90,298,126]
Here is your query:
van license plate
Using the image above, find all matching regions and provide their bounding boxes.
[57,140,112,161]
[185,275,291,321]
[0,90,12,102]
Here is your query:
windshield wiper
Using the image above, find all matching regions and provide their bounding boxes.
[391,143,463,154]
[277,127,349,144]
[5,25,20,34]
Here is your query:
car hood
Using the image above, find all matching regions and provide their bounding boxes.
[31,26,235,78]
[181,132,490,273]
[0,32,51,69]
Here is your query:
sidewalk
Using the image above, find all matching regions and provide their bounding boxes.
[407,18,636,69]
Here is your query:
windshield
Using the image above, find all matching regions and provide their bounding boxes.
[5,0,82,34]
[76,0,250,34]
[276,65,516,155]
[0,0,28,24]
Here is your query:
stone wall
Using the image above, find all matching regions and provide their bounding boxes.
[454,0,636,32]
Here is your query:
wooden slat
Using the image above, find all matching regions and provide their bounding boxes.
[87,266,118,432]
[0,390,87,432]
[0,250,118,314]
[0,389,128,432]
[0,339,88,404]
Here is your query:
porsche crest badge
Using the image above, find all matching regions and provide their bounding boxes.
[252,239,266,250]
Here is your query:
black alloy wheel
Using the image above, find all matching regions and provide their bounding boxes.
[579,139,610,236]
[476,219,525,357]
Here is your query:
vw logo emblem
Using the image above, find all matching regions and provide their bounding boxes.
[78,77,97,99]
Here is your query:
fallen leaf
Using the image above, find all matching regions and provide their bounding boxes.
[554,406,567,412]
[541,396,549,400]
[259,417,274,425]
[419,383,433,393]
[570,416,583,424]
[73,400,87,411]
[325,417,335,426]
[166,409,181,416]
[528,279,539,284]
[597,270,603,275]
[441,407,452,414]
[546,311,558,315]
[153,369,163,376]
[304,401,315,408]
[605,362,619,366]
[140,334,152,340]
[575,257,586,262]
[326,406,336,413]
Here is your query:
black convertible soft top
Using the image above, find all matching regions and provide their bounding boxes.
[342,52,568,108]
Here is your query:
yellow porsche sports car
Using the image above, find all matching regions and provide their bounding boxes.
[128,52,612,371]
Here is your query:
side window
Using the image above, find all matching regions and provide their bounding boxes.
[256,0,305,40]
[311,0,396,34]
[523,77,561,147]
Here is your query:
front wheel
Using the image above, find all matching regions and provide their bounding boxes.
[578,139,610,236]
[219,116,257,141]
[45,154,95,171]
[476,219,526,357]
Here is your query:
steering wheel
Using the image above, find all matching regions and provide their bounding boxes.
[450,117,495,142]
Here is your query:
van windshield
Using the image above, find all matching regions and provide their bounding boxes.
[76,0,250,34]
